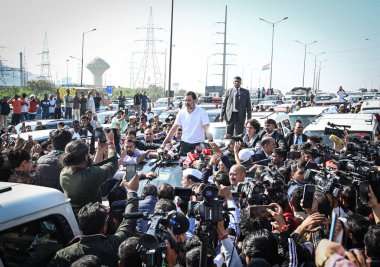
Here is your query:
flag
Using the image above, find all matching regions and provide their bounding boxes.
[262,63,271,71]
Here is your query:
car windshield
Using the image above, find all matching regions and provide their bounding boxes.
[289,115,317,128]
[210,126,226,140]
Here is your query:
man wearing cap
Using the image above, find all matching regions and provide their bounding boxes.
[28,95,40,121]
[161,91,213,155]
[220,76,252,136]
[181,168,202,188]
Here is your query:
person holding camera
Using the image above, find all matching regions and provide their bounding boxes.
[59,129,118,215]
[49,174,140,267]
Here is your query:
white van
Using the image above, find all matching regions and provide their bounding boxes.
[359,99,380,114]
[0,182,80,266]
[304,113,379,147]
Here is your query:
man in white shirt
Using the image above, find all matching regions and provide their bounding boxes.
[161,91,213,155]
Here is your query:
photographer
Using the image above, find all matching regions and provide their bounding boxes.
[60,129,118,215]
[287,163,306,200]
[49,173,140,267]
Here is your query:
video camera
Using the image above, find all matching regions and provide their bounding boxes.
[123,210,184,267]
[324,122,351,139]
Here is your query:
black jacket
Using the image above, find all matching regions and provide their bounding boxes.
[259,130,287,150]
[285,132,308,150]
[48,191,139,267]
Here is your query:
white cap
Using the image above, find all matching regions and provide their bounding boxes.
[238,149,254,163]
[183,168,202,181]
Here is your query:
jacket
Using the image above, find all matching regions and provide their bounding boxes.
[35,150,64,191]
[285,132,308,150]
[259,130,287,150]
[220,87,251,123]
[60,153,118,215]
[48,191,139,267]
[137,195,158,232]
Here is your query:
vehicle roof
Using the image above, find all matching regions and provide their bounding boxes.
[290,106,336,115]
[0,182,71,224]
[304,113,376,132]
[361,99,380,109]
[11,129,54,140]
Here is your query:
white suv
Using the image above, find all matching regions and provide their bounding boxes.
[0,182,80,267]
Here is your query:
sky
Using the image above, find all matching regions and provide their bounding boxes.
[1,0,380,94]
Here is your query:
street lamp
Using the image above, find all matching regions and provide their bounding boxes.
[70,56,81,85]
[167,0,174,108]
[295,40,317,87]
[81,28,97,87]
[308,51,325,93]
[66,59,69,86]
[259,16,288,90]
[317,60,327,92]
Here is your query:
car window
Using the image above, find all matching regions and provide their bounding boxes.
[208,113,219,122]
[0,215,74,267]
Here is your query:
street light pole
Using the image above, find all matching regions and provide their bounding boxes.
[81,28,96,87]
[66,59,69,86]
[295,40,317,87]
[317,60,327,92]
[167,0,174,108]
[259,17,288,91]
[309,51,325,93]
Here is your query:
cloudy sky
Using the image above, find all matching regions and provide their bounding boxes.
[1,0,379,94]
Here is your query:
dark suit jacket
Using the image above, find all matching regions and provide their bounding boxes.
[221,87,251,123]
[137,195,158,232]
[285,132,308,149]
[259,130,287,151]
[251,149,270,165]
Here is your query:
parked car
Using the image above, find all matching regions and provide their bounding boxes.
[207,109,221,123]
[0,182,80,267]
[304,113,379,147]
[359,99,380,114]
[15,119,73,134]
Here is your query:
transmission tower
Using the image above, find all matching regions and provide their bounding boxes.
[0,47,23,86]
[37,31,52,83]
[134,7,163,90]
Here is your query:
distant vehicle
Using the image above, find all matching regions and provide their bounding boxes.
[15,119,73,134]
[288,106,338,128]
[155,97,172,107]
[0,182,80,267]
[304,113,379,147]
[359,99,380,114]
[283,95,307,102]
[250,98,261,106]
[273,103,294,113]
[11,129,59,143]
[159,109,180,123]
[96,110,117,124]
[198,103,219,110]
[151,106,168,116]
[314,94,333,102]
[209,122,227,141]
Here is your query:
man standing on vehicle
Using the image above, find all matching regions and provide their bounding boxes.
[220,76,251,136]
[118,91,126,110]
[161,91,213,155]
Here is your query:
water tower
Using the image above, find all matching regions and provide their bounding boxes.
[86,57,109,87]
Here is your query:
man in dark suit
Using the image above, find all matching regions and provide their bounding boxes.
[258,119,287,150]
[251,137,276,165]
[220,76,252,135]
[285,121,308,150]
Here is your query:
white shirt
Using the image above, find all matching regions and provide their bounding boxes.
[49,100,55,113]
[21,98,29,113]
[175,105,209,144]
[232,88,240,112]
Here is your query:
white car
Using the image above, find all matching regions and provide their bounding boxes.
[0,182,80,266]
[359,99,380,114]
[304,113,379,147]
[155,97,173,107]
[288,106,337,127]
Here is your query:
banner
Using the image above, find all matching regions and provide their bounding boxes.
[262,63,271,71]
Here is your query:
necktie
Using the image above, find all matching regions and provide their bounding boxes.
[235,90,240,110]
[294,135,299,144]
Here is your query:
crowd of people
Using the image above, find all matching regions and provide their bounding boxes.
[0,83,380,267]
